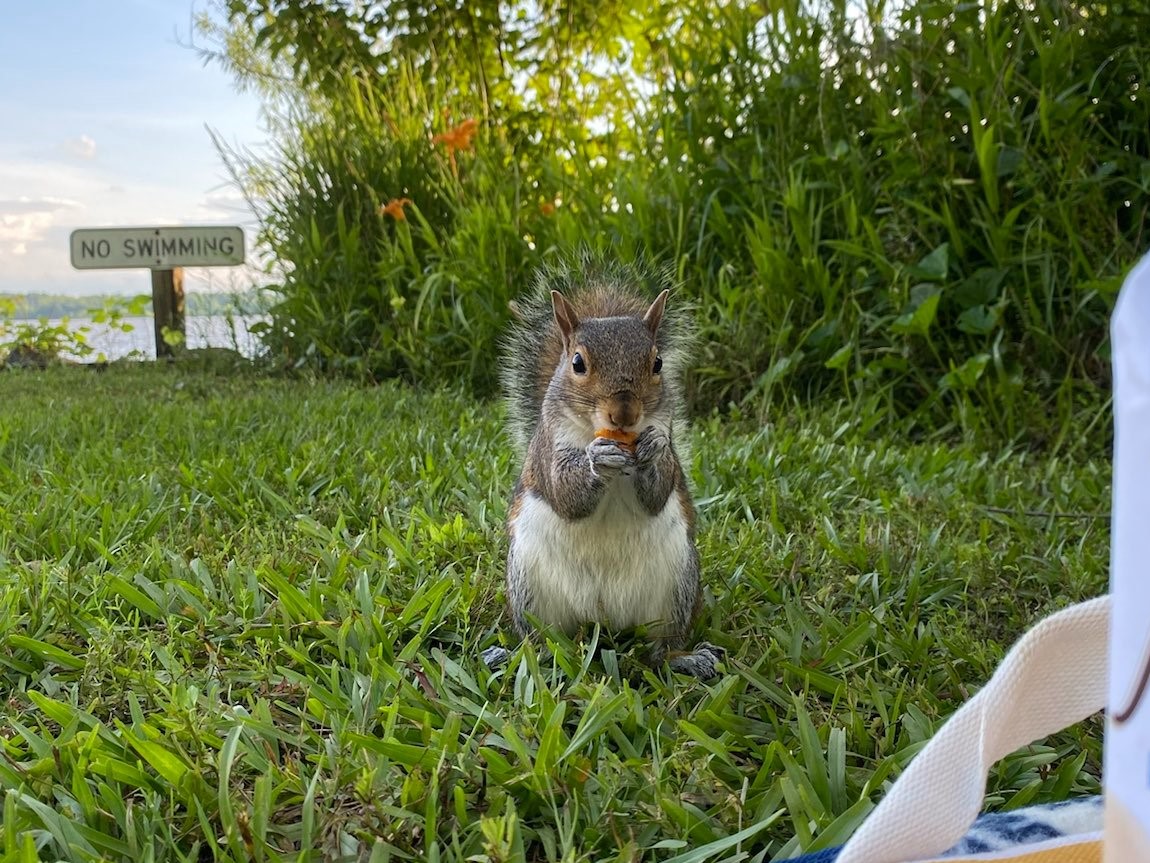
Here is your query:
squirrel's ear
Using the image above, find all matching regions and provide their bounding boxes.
[643,289,670,335]
[551,291,580,347]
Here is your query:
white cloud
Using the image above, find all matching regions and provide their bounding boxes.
[0,197,82,259]
[66,134,97,159]
[0,196,83,215]
[0,212,52,258]
[196,189,252,220]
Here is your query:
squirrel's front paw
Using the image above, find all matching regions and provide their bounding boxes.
[586,438,634,478]
[634,425,671,466]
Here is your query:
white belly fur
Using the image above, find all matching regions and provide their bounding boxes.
[511,478,691,635]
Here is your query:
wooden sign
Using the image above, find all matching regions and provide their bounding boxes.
[70,226,244,270]
[69,225,246,358]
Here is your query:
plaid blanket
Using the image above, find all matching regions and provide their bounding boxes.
[783,797,1103,863]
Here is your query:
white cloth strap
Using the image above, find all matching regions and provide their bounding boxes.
[837,595,1111,863]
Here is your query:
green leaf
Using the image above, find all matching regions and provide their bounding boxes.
[824,344,853,371]
[996,146,1025,177]
[909,244,949,281]
[947,86,971,108]
[352,736,444,771]
[106,575,164,619]
[661,812,783,863]
[940,353,991,391]
[88,757,157,788]
[560,688,627,761]
[161,326,186,348]
[976,124,1000,211]
[26,692,91,727]
[805,797,875,851]
[8,635,84,670]
[795,705,830,809]
[8,792,99,858]
[954,267,1007,307]
[120,726,190,786]
[891,290,941,337]
[956,304,1000,335]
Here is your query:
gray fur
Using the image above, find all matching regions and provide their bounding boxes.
[667,542,702,649]
[505,534,532,637]
[631,426,677,515]
[548,444,613,520]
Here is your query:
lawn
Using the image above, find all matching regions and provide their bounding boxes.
[0,365,1111,862]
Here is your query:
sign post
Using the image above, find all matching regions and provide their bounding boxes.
[70,225,245,359]
[151,268,185,359]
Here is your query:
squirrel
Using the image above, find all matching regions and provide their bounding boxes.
[480,257,722,679]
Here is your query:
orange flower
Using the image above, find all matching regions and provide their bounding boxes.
[380,197,412,220]
[540,201,557,216]
[432,118,479,173]
[432,117,479,152]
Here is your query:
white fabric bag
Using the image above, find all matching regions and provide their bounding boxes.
[820,253,1150,863]
[834,596,1109,863]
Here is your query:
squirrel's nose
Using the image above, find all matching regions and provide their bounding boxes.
[607,394,641,428]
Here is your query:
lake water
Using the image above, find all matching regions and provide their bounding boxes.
[10,315,268,361]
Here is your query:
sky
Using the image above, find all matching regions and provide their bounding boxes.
[0,0,266,297]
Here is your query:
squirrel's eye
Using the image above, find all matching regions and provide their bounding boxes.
[572,352,587,375]
[653,355,663,374]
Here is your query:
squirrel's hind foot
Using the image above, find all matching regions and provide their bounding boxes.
[667,642,724,680]
[480,645,513,669]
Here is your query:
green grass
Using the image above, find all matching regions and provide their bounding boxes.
[0,366,1110,862]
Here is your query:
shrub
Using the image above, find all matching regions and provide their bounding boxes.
[0,296,149,368]
[206,0,1150,441]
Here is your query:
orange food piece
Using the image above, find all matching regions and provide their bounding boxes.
[596,428,638,452]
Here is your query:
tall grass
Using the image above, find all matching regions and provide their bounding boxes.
[208,0,1149,442]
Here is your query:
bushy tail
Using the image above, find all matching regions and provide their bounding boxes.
[500,252,694,454]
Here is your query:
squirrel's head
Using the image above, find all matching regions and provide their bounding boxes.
[550,288,669,433]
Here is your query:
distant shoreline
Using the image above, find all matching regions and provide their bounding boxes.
[2,313,268,362]
[1,290,271,320]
